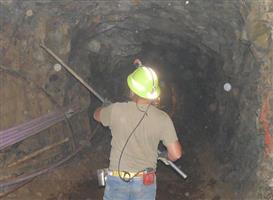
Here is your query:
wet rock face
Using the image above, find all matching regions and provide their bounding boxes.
[1,0,273,198]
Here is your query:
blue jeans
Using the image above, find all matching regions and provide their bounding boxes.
[103,175,156,200]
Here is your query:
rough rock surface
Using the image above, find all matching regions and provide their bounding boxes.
[1,0,273,199]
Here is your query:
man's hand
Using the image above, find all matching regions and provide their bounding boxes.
[157,150,170,165]
[133,59,142,67]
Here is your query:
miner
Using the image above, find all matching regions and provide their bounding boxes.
[94,59,182,200]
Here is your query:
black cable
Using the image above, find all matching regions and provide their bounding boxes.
[117,102,151,182]
[136,103,148,115]
[117,64,156,182]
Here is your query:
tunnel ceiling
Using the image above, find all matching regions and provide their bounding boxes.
[69,0,242,61]
[1,0,273,199]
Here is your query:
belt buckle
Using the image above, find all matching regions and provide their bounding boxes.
[122,171,133,182]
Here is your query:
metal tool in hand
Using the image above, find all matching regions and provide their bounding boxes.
[157,150,187,179]
[40,44,106,103]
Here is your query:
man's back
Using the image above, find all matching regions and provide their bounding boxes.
[100,101,178,172]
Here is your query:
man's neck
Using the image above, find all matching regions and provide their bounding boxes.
[133,97,151,105]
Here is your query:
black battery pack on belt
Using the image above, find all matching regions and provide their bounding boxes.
[143,168,155,185]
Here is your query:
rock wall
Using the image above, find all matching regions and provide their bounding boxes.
[0,0,273,198]
[0,1,92,190]
[242,1,273,199]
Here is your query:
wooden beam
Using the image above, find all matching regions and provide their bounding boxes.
[7,138,69,168]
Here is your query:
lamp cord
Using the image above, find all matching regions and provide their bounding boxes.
[117,102,151,182]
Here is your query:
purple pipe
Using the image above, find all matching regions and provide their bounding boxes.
[0,123,57,150]
[0,105,81,151]
[0,114,65,150]
[0,104,79,136]
[0,112,62,137]
[0,115,62,147]
[0,112,59,135]
[0,112,63,141]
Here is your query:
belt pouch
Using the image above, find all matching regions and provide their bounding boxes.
[143,171,155,185]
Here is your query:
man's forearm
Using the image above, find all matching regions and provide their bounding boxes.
[167,140,182,161]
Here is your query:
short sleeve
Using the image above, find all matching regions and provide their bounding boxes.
[100,104,113,127]
[161,114,178,146]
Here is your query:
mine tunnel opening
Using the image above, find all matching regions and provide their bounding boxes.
[81,37,226,148]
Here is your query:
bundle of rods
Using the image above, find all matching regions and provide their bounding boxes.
[0,105,80,151]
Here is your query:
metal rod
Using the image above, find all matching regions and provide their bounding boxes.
[40,44,105,103]
[168,160,187,179]
[157,150,187,179]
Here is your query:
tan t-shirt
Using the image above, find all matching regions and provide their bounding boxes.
[100,101,178,172]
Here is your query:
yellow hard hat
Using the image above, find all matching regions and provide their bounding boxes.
[127,66,160,100]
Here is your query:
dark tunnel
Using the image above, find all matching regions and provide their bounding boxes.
[1,0,272,199]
